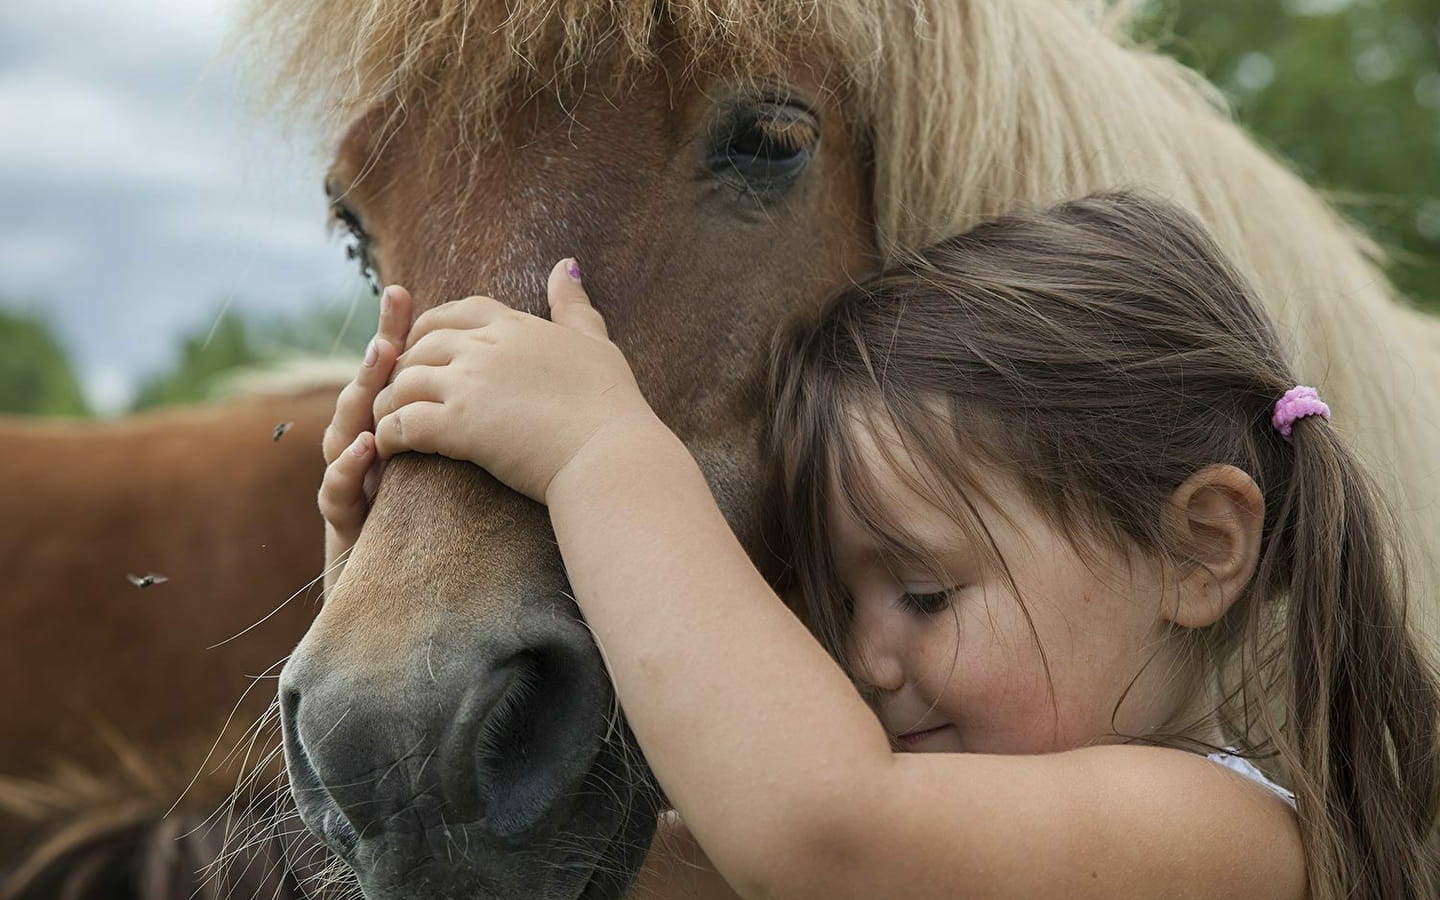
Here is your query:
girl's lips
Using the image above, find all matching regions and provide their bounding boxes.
[895,725,951,749]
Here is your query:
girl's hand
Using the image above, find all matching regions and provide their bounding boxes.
[372,259,659,504]
[317,285,414,594]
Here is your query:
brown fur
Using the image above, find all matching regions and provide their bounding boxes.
[0,386,338,873]
[0,742,338,900]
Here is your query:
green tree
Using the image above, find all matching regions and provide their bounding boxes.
[130,310,258,410]
[130,297,376,411]
[1137,0,1440,312]
[0,308,90,416]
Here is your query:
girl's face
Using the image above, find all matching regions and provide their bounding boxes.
[828,423,1201,754]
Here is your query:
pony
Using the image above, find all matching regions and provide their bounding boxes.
[240,1,1440,897]
[0,381,340,882]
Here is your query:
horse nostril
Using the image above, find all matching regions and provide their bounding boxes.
[460,644,609,838]
[280,685,361,858]
[280,686,301,743]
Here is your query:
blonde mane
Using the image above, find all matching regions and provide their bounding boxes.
[242,0,1440,615]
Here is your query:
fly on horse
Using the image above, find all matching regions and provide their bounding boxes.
[244,1,1440,898]
[0,382,340,888]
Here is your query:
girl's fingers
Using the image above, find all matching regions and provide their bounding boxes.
[318,283,411,591]
[318,432,375,537]
[394,328,470,370]
[378,285,415,348]
[547,258,609,339]
[323,336,398,463]
[372,364,447,423]
[406,294,513,348]
[323,284,412,466]
[373,401,448,459]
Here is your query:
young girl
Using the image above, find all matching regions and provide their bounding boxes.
[319,193,1440,899]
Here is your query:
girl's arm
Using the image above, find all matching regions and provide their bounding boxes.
[372,264,1306,900]
[542,418,898,897]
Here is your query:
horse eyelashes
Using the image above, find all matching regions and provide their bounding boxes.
[330,199,381,295]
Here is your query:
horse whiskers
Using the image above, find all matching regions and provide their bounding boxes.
[219,706,283,778]
[207,708,283,803]
[203,786,349,900]
[179,722,286,845]
[221,747,287,814]
[534,841,639,891]
[206,559,335,650]
[566,590,660,837]
[203,789,279,857]
[164,660,290,820]
[196,706,347,900]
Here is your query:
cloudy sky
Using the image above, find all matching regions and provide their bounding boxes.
[0,0,365,412]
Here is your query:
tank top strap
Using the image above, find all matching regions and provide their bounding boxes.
[1205,749,1297,809]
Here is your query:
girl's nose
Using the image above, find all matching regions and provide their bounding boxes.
[845,601,906,694]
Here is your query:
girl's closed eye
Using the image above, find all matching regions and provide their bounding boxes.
[898,586,965,615]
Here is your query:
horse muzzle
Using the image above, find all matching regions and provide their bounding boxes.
[278,615,655,899]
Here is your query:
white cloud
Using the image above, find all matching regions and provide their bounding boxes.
[0,70,226,186]
[0,0,351,410]
[153,207,336,259]
[4,0,233,57]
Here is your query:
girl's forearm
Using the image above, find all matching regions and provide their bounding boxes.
[546,422,892,894]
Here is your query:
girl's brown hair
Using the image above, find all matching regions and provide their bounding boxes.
[767,192,1440,899]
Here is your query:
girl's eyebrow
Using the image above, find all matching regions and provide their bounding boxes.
[878,509,996,573]
[875,530,967,574]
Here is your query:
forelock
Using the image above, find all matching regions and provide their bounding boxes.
[238,0,898,145]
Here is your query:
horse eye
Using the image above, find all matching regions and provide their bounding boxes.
[330,201,381,296]
[706,99,819,200]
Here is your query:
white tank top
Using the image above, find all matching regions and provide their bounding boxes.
[1206,750,1296,808]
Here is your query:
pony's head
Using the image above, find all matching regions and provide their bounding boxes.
[246,2,1438,897]
[257,5,880,896]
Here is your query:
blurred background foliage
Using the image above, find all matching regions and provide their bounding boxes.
[1134,0,1439,310]
[3,0,1437,417]
[0,310,92,417]
[0,300,376,416]
[127,301,376,411]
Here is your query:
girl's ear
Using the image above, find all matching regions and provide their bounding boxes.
[1160,464,1264,629]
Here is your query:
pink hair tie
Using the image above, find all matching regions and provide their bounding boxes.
[1272,385,1330,441]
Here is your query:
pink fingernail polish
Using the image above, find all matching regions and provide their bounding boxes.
[566,259,582,282]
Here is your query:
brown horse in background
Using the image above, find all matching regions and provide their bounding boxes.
[0,382,341,885]
[246,1,1440,898]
